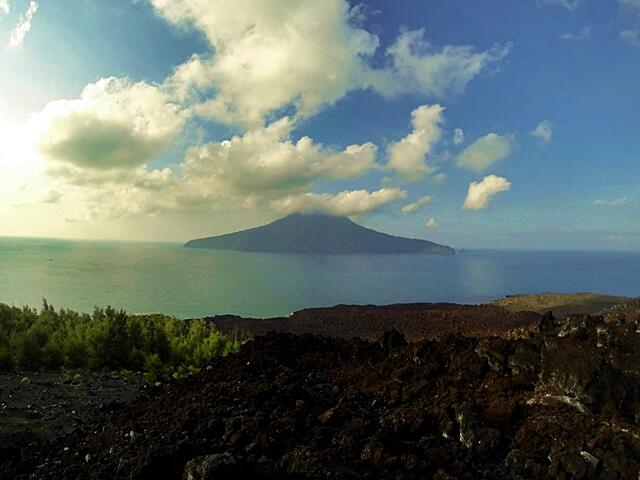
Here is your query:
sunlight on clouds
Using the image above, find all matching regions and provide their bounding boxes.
[34,78,186,170]
[463,175,511,210]
[0,113,53,212]
[456,133,514,172]
[273,188,407,217]
[153,0,510,127]
[158,0,379,127]
[7,1,38,50]
[425,218,438,228]
[402,196,432,215]
[180,117,377,196]
[387,104,444,181]
[26,113,383,223]
[0,113,41,178]
[1,0,516,237]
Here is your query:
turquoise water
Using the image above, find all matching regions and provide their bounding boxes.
[0,237,638,318]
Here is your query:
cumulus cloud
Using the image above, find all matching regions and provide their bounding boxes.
[402,195,432,215]
[152,1,510,127]
[594,197,631,207]
[463,175,511,210]
[561,26,592,41]
[272,188,407,217]
[35,77,186,171]
[181,117,377,196]
[156,0,379,127]
[425,218,438,228]
[453,128,465,145]
[0,0,9,16]
[7,1,38,49]
[9,0,515,228]
[387,104,444,181]
[456,133,513,172]
[49,116,383,221]
[370,29,512,100]
[530,120,553,145]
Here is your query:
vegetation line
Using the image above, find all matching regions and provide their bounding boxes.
[0,300,239,382]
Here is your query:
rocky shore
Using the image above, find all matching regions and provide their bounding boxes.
[5,301,640,479]
[207,303,541,342]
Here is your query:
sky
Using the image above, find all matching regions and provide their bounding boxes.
[0,0,639,249]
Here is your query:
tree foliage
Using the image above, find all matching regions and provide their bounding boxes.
[0,301,238,379]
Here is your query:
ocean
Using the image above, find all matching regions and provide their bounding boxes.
[0,236,638,318]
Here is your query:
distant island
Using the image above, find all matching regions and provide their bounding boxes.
[185,213,455,255]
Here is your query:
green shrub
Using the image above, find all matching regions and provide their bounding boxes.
[0,301,239,380]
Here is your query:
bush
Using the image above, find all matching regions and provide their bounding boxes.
[0,301,239,379]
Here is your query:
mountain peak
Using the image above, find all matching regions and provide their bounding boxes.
[185,214,454,255]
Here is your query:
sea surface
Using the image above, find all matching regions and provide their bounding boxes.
[0,237,638,318]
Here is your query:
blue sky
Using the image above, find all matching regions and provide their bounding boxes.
[0,0,638,249]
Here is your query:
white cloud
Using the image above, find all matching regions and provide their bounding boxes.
[594,197,631,207]
[387,104,444,181]
[34,77,186,171]
[370,29,512,100]
[561,26,592,41]
[543,0,582,11]
[49,115,382,221]
[3,0,516,233]
[181,117,377,196]
[156,0,379,127]
[453,128,465,145]
[620,29,640,45]
[402,195,432,215]
[530,120,553,144]
[7,1,38,49]
[273,188,407,217]
[153,1,510,127]
[348,3,380,27]
[463,175,511,210]
[0,0,9,16]
[456,133,513,172]
[619,0,640,45]
[425,217,438,228]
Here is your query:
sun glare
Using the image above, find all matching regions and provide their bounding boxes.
[0,112,40,176]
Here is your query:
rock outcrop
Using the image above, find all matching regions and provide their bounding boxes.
[12,309,640,479]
